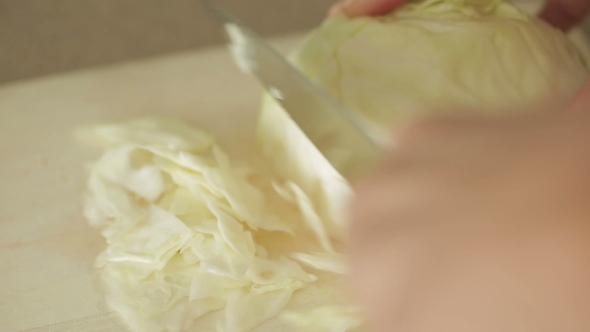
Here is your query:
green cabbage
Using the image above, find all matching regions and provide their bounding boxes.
[257,0,589,249]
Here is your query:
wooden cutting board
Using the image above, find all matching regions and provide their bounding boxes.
[0,32,349,332]
[2,5,590,331]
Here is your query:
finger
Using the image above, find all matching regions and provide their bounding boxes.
[392,115,492,155]
[538,0,590,32]
[566,79,590,114]
[345,0,408,17]
[352,117,480,223]
[329,0,407,17]
[349,161,441,240]
[394,116,460,150]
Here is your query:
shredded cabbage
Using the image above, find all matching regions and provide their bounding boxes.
[78,117,333,332]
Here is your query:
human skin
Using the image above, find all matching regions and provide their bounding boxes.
[329,0,590,331]
[348,84,590,331]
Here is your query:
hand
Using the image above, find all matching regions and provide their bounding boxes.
[347,82,590,332]
[329,0,590,32]
[539,0,590,32]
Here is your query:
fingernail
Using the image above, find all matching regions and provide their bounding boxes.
[328,0,356,16]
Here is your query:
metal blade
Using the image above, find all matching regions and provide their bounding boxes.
[201,0,384,179]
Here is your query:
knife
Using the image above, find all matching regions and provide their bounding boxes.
[200,0,385,179]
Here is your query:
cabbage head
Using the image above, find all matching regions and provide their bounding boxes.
[257,0,589,236]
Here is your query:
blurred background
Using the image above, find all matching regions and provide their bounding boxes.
[0,0,334,84]
[2,0,590,85]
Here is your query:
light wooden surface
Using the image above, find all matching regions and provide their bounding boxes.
[0,33,335,332]
[2,3,590,330]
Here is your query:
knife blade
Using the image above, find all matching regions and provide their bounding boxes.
[200,0,385,179]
